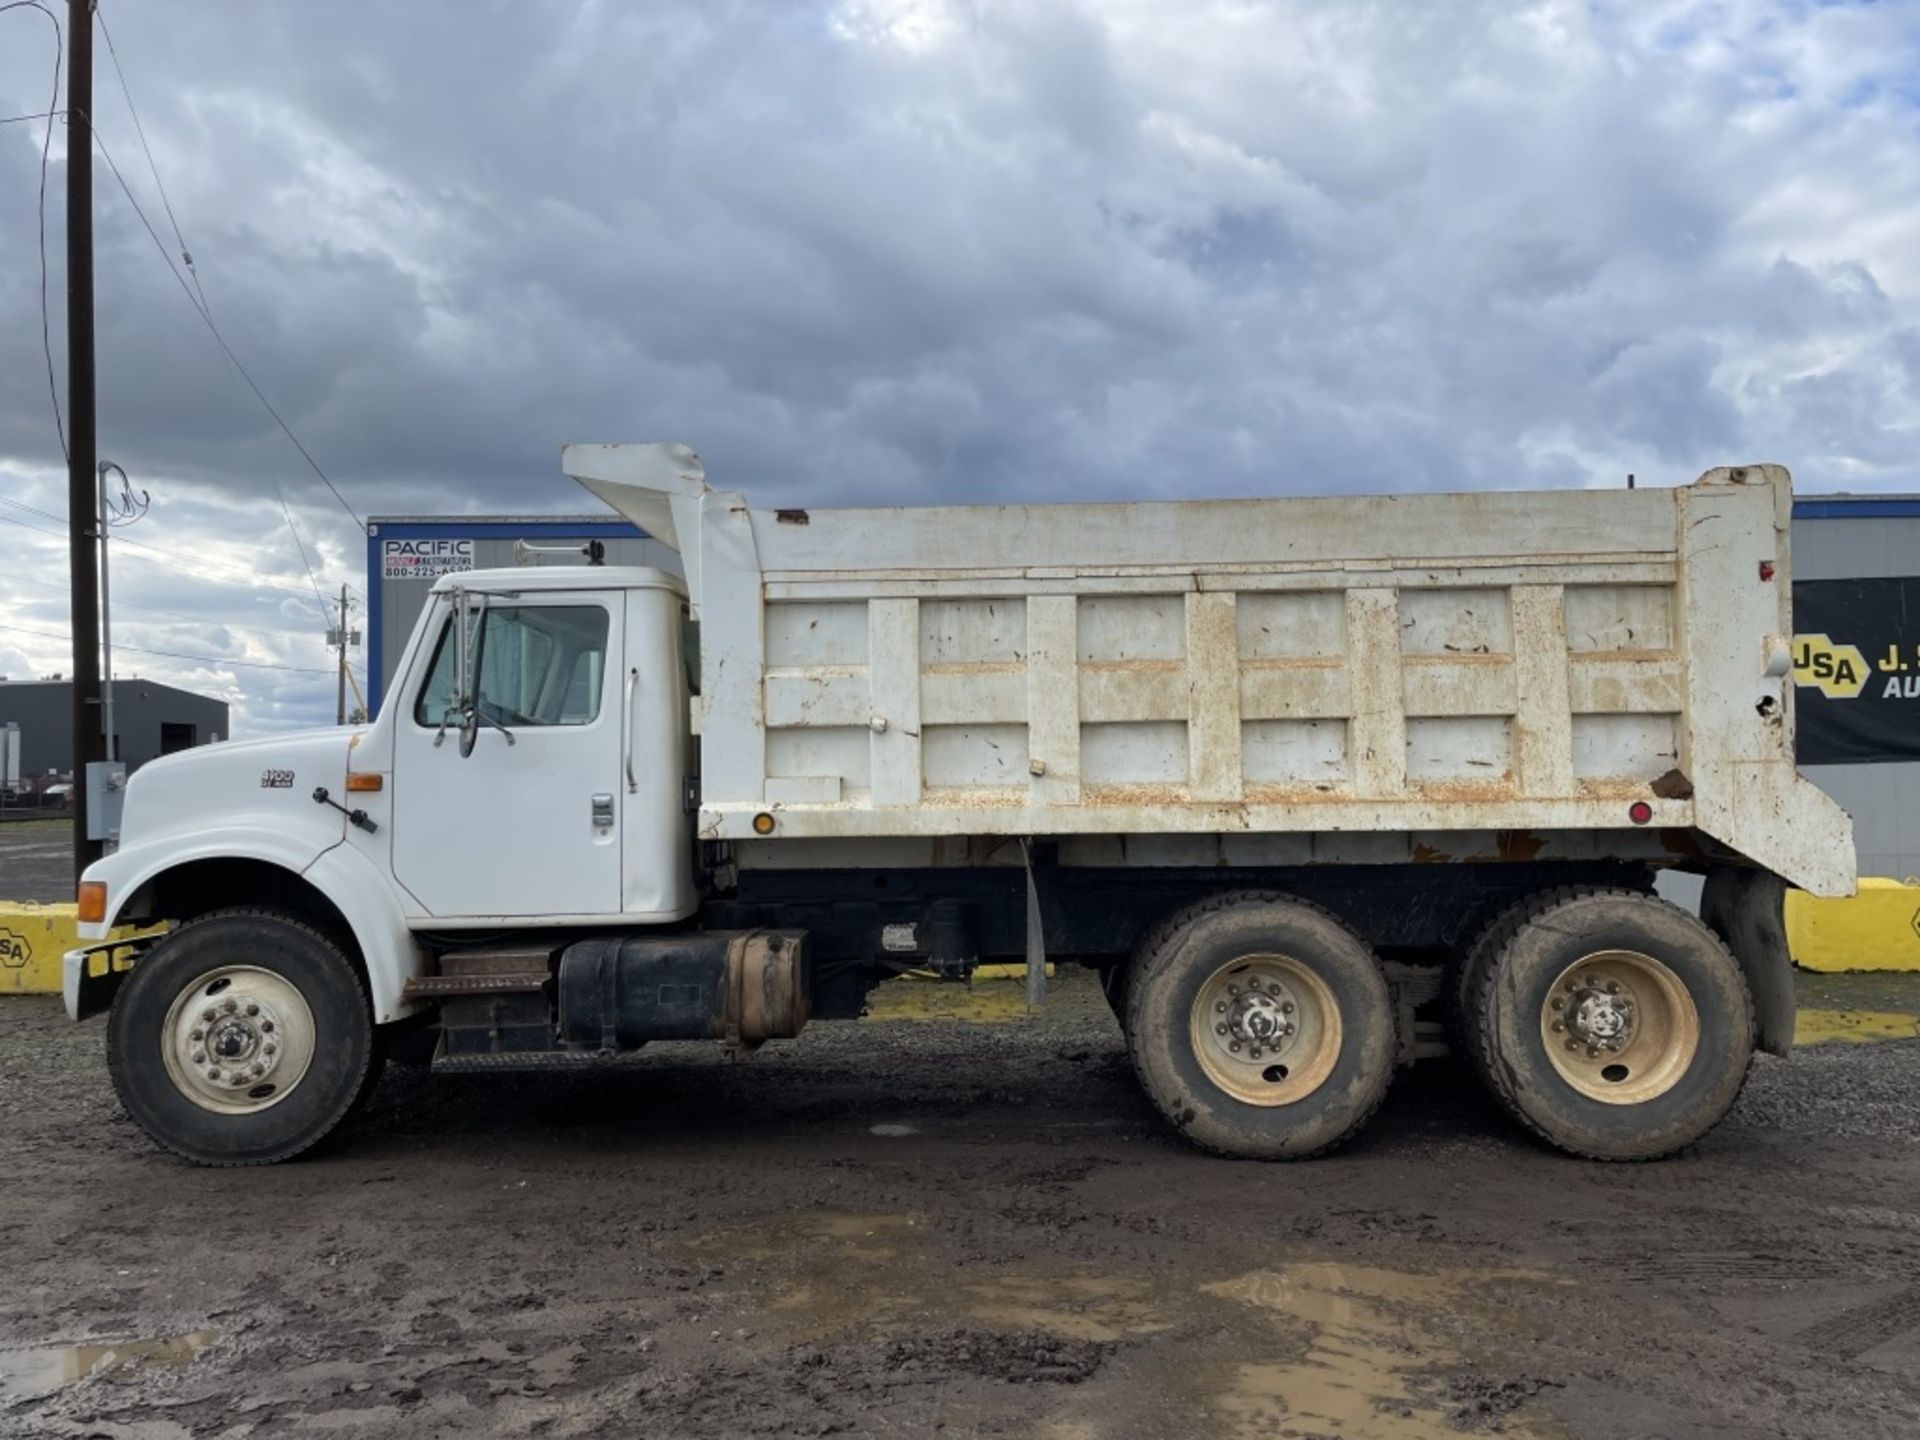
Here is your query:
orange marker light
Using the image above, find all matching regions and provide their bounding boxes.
[77,881,107,924]
[752,812,776,835]
[345,772,384,793]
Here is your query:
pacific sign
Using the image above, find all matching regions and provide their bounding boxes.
[381,538,474,581]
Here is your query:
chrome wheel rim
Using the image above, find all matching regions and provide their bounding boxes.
[1190,954,1342,1106]
[1540,949,1699,1105]
[159,966,316,1114]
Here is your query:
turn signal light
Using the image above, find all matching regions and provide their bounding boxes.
[752,812,776,835]
[77,881,107,924]
[345,772,384,793]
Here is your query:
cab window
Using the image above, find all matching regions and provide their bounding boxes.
[413,604,610,727]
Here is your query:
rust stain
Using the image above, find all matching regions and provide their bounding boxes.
[1081,782,1196,808]
[1409,843,1454,864]
[1494,829,1547,861]
[1408,777,1517,803]
[1649,767,1695,800]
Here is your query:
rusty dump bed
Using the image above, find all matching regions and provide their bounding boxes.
[568,446,1853,897]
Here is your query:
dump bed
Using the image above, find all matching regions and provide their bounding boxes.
[569,446,1853,896]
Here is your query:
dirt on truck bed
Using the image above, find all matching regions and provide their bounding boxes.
[3,969,1919,1440]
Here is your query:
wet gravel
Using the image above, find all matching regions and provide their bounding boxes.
[3,971,1919,1440]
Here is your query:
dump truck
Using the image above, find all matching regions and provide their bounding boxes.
[64,448,1854,1166]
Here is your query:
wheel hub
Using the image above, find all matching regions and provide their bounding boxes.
[1563,979,1635,1052]
[161,966,315,1115]
[1190,956,1341,1107]
[1538,950,1700,1105]
[1225,984,1297,1056]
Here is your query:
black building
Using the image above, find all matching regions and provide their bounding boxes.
[0,679,229,780]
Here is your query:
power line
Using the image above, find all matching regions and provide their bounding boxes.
[84,125,340,617]
[0,506,330,605]
[9,569,321,642]
[1,1,66,463]
[0,621,336,675]
[95,2,211,320]
[0,492,326,599]
[0,107,62,125]
[81,89,367,540]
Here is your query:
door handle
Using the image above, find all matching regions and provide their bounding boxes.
[624,667,640,794]
[591,793,615,831]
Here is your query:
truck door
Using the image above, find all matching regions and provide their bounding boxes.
[392,593,624,917]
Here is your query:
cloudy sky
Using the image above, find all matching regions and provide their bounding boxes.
[2,0,1917,738]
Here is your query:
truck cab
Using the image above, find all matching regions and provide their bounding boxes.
[364,566,695,926]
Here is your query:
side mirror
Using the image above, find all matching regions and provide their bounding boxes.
[450,586,472,712]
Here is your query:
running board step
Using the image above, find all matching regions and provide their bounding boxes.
[403,945,555,1002]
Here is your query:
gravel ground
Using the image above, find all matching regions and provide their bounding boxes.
[0,821,75,905]
[3,969,1919,1440]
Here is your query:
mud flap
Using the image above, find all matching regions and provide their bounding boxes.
[1700,867,1795,1057]
[1021,839,1047,1011]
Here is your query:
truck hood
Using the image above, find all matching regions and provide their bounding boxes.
[116,727,361,857]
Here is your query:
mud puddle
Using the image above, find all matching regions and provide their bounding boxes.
[1203,1265,1561,1439]
[686,1210,1562,1436]
[0,1329,220,1399]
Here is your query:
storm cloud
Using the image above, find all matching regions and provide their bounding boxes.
[2,0,1917,733]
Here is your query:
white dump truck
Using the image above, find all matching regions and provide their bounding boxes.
[65,448,1854,1166]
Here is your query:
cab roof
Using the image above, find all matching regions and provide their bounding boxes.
[429,565,686,597]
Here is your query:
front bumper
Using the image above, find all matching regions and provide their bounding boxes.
[63,936,162,1021]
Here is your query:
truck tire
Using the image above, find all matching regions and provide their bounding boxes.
[1469,890,1755,1160]
[1124,892,1396,1159]
[107,909,377,1166]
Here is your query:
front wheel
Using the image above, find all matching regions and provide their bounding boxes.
[108,910,377,1166]
[1124,892,1396,1159]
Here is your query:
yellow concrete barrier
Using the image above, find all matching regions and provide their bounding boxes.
[1788,878,1920,974]
[0,903,159,996]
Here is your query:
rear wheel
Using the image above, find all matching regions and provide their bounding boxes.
[108,910,377,1166]
[1125,892,1395,1159]
[1469,890,1754,1160]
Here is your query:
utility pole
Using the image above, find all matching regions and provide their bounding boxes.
[67,0,102,882]
[328,586,360,726]
[335,586,348,724]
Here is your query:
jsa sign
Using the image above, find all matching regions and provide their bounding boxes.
[382,538,473,581]
[1793,577,1920,765]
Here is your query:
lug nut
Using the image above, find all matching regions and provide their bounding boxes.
[1215,1001,1227,1014]
[246,1003,261,1017]
[1227,984,1239,996]
[191,1050,206,1064]
[1550,1021,1564,1033]
[1549,998,1563,1012]
[191,1029,204,1042]
[1605,982,1621,995]
[262,1020,275,1033]
[1215,1023,1228,1036]
[1280,1001,1295,1015]
[1564,1039,1578,1051]
[202,1008,217,1022]
[1248,978,1262,990]
[207,1069,221,1081]
[222,999,237,1014]
[1229,1041,1242,1054]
